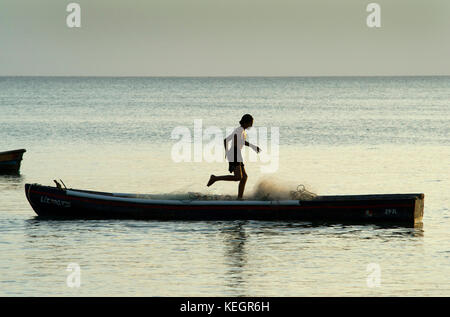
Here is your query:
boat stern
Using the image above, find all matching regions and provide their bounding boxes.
[413,193,425,223]
[0,149,26,174]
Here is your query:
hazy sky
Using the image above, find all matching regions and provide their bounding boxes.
[0,0,449,76]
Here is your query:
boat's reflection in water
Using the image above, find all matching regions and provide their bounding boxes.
[25,217,424,242]
[24,218,424,254]
[0,174,24,191]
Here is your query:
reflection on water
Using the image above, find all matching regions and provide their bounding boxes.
[24,218,424,240]
[0,174,24,190]
[23,219,424,250]
[16,218,426,296]
[220,221,248,296]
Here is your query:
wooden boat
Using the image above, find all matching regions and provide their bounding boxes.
[24,183,424,225]
[0,149,26,174]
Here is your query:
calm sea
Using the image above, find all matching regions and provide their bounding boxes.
[0,76,449,296]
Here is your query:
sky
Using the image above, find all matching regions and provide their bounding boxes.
[0,0,449,76]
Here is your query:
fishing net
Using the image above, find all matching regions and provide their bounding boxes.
[129,180,317,201]
[289,184,317,201]
[251,179,317,201]
[187,184,317,201]
[188,192,234,200]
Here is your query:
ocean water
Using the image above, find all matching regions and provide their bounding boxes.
[0,76,449,296]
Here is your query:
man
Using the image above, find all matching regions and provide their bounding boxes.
[207,114,261,199]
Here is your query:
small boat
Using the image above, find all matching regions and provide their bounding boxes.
[25,182,424,225]
[0,149,26,174]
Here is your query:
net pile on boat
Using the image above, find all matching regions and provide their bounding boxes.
[127,180,317,201]
[124,192,234,201]
[251,179,317,201]
[188,192,234,200]
[289,184,317,201]
[184,183,316,201]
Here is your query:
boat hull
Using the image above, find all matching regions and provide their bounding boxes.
[24,183,424,225]
[0,149,26,174]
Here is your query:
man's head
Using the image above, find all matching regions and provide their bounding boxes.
[239,114,254,129]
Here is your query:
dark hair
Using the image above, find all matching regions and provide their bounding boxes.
[239,114,254,125]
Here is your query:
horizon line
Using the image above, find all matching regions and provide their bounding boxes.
[1,74,449,78]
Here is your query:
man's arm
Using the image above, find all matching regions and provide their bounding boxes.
[245,141,261,153]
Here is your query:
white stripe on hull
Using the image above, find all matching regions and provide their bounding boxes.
[66,190,300,206]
